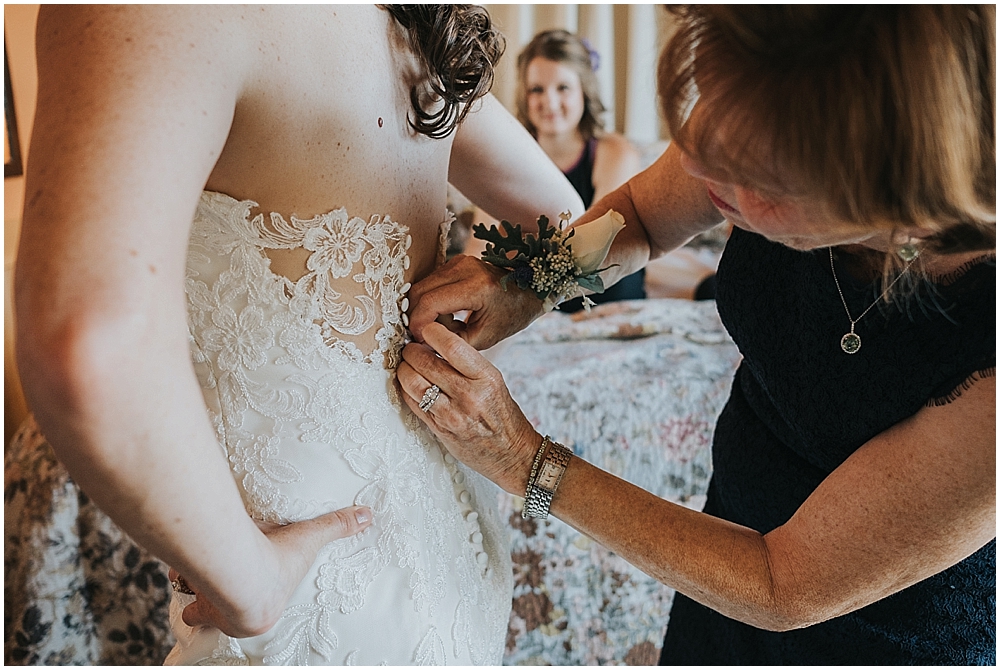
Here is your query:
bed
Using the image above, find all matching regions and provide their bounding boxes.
[4,298,739,665]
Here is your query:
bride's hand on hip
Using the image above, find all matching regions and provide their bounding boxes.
[406,255,545,351]
[174,506,372,637]
[398,322,540,495]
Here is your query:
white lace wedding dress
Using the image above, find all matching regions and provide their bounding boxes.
[165,191,512,665]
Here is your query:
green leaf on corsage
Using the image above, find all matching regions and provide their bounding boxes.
[472,213,622,306]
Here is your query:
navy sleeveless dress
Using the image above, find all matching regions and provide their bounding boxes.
[559,137,646,312]
[660,227,996,664]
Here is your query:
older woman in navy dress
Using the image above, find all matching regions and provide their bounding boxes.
[400,6,995,664]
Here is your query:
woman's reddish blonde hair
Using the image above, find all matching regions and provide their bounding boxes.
[659,5,995,254]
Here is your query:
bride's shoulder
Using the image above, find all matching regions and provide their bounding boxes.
[240,6,394,51]
[35,6,399,109]
[38,6,248,46]
[37,6,389,55]
[36,6,256,86]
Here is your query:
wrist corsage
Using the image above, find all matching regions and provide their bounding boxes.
[472,209,626,311]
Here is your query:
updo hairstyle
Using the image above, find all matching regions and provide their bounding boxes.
[659,5,995,257]
[384,5,505,139]
[516,29,607,140]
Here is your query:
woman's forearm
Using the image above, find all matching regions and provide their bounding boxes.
[573,143,724,288]
[484,427,784,629]
[576,182,655,287]
[548,457,792,631]
[543,380,995,634]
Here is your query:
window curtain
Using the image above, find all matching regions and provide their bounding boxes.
[483,4,678,145]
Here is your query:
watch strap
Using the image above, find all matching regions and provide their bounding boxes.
[522,437,572,519]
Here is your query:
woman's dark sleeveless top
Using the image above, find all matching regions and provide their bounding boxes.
[563,136,599,209]
[559,137,646,313]
[660,227,996,665]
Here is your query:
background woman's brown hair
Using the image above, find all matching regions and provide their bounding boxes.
[383,5,505,140]
[659,5,995,256]
[516,29,607,140]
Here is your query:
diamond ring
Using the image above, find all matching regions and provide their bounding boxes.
[418,384,441,412]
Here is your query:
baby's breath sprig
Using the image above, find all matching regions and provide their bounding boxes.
[472,211,619,308]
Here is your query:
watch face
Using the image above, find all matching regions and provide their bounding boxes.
[537,461,563,490]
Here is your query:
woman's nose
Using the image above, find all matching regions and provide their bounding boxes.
[544,88,561,110]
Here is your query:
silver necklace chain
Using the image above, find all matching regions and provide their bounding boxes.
[828,247,916,354]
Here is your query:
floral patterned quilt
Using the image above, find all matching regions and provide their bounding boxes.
[4,418,173,665]
[4,298,739,666]
[489,299,740,665]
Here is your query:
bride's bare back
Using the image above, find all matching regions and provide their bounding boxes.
[205,5,452,286]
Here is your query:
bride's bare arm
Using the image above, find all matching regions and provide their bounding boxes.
[402,94,584,346]
[16,6,370,636]
[449,94,584,228]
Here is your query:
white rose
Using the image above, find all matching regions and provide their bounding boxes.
[566,209,626,274]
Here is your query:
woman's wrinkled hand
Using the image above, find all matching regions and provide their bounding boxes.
[172,506,372,637]
[397,322,540,495]
[406,255,545,351]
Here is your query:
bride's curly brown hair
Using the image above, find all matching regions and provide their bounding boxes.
[383,5,505,140]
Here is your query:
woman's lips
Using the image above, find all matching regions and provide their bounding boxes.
[706,187,739,215]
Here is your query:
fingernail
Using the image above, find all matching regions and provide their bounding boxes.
[355,507,372,525]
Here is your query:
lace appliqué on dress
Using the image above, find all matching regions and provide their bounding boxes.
[181,192,509,666]
[233,197,412,368]
[187,193,423,524]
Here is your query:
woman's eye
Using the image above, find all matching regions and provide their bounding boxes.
[528,86,543,94]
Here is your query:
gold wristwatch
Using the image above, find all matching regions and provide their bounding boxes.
[522,436,573,519]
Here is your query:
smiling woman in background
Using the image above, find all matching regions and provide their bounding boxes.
[516,29,644,311]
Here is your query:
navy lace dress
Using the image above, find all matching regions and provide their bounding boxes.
[660,227,996,665]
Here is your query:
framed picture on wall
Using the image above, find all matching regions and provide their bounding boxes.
[5,44,24,179]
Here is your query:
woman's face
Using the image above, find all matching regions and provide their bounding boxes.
[525,57,586,138]
[677,111,891,251]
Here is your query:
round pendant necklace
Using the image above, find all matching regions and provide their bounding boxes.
[828,247,916,354]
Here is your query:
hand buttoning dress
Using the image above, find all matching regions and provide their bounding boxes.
[166,191,512,665]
